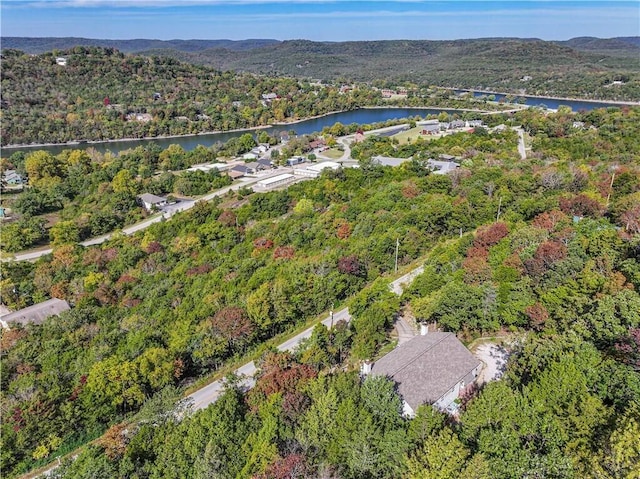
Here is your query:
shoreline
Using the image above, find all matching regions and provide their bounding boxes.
[1,124,275,151]
[451,88,640,106]
[0,105,512,150]
[2,94,636,150]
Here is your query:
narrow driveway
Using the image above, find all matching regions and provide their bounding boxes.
[189,307,352,412]
[515,127,527,160]
[187,262,425,412]
[389,265,425,295]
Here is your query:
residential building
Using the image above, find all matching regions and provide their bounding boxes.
[286,156,305,166]
[426,159,459,175]
[2,170,25,185]
[366,331,481,416]
[293,161,341,178]
[257,158,274,169]
[1,298,70,329]
[138,193,168,212]
[186,163,230,173]
[372,155,411,167]
[256,173,295,190]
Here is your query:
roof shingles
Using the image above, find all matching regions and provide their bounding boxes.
[370,332,480,410]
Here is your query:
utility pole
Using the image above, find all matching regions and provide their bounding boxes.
[496,197,503,222]
[394,237,399,273]
[606,172,616,208]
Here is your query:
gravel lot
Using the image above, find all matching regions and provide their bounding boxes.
[474,342,510,385]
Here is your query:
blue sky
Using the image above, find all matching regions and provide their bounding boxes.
[1,1,638,41]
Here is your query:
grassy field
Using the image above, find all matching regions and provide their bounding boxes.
[390,126,440,145]
[321,148,344,159]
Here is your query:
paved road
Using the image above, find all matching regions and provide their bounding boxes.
[515,127,527,160]
[188,307,352,412]
[6,170,296,263]
[187,263,426,412]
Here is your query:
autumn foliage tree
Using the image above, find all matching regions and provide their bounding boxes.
[208,306,254,353]
[473,222,509,249]
[338,255,364,277]
[559,193,604,218]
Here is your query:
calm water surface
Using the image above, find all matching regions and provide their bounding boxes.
[4,97,630,157]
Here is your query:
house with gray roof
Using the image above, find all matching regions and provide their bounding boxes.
[138,193,167,212]
[2,170,26,185]
[1,298,70,329]
[426,159,459,175]
[372,155,411,168]
[366,331,481,416]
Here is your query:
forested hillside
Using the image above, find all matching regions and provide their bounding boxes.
[1,107,639,478]
[4,37,638,104]
[0,47,511,147]
[155,38,640,102]
[0,47,375,146]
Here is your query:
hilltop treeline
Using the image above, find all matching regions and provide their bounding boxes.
[3,36,640,102]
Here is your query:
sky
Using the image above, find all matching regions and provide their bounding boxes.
[1,0,639,42]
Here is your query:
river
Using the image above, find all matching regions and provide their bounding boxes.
[3,97,632,157]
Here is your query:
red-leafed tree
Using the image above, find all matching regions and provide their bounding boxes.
[462,256,492,284]
[145,241,164,254]
[401,182,420,199]
[620,204,640,234]
[473,222,509,249]
[336,222,352,240]
[254,238,274,250]
[532,209,569,232]
[615,328,640,371]
[218,210,237,227]
[559,194,604,218]
[186,264,213,276]
[524,240,567,277]
[534,240,568,267]
[249,351,317,411]
[253,454,311,479]
[99,423,129,460]
[466,245,489,259]
[338,255,364,276]
[273,246,295,260]
[208,306,254,351]
[525,302,549,331]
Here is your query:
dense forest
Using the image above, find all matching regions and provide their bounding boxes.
[0,47,513,147]
[3,36,640,103]
[1,106,639,478]
[146,38,640,102]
